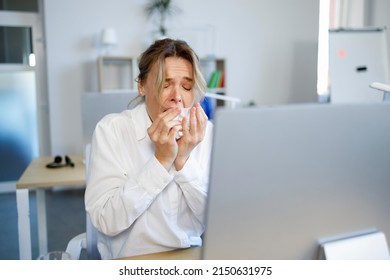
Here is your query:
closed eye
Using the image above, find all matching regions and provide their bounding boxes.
[182,79,193,91]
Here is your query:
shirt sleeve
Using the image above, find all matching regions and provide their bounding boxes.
[85,116,174,236]
[172,122,213,223]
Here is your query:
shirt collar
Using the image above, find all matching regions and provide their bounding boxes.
[131,102,152,141]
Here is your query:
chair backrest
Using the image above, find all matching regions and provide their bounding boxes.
[85,143,101,259]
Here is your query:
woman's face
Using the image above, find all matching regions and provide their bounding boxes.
[139,57,195,121]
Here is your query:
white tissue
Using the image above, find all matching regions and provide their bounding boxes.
[174,107,191,139]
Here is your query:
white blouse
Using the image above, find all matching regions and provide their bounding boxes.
[84,102,213,259]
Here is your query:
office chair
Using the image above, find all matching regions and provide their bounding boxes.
[65,214,100,260]
[65,144,101,260]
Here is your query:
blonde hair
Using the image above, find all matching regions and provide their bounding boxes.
[135,38,206,106]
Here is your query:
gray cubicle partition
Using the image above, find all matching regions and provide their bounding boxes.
[80,92,138,147]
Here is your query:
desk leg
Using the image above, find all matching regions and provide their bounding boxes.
[36,189,48,257]
[16,189,32,260]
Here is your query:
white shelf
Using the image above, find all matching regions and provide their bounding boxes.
[97,56,230,107]
[200,57,227,107]
[100,89,138,94]
[97,56,138,92]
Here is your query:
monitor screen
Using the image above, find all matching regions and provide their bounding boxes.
[202,102,390,259]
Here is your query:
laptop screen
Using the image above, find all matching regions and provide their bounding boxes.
[202,103,390,259]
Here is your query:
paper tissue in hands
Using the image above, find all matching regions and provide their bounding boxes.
[174,107,191,140]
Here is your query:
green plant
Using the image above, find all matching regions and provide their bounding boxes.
[145,0,180,36]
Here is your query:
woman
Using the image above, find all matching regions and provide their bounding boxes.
[85,38,213,259]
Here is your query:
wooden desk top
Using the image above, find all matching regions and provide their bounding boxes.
[16,155,86,189]
[118,247,202,260]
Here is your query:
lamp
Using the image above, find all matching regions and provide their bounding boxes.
[101,28,117,54]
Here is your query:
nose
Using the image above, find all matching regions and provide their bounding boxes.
[170,86,182,104]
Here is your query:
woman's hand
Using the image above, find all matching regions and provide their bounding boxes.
[147,108,182,170]
[175,103,208,170]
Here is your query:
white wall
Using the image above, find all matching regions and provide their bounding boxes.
[43,0,320,155]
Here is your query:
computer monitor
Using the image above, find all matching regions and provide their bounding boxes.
[202,102,390,259]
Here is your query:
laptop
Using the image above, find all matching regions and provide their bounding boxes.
[202,102,390,259]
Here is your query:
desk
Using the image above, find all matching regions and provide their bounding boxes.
[16,155,85,260]
[118,247,202,260]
